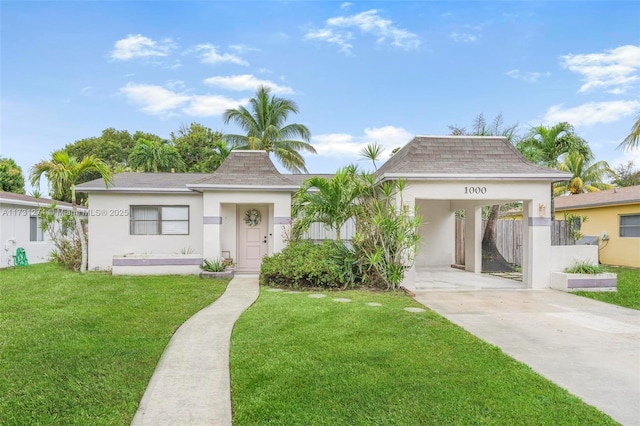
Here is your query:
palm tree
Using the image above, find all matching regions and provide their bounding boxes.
[30,151,112,273]
[293,165,363,241]
[129,138,184,172]
[223,86,316,173]
[555,152,614,195]
[619,114,640,151]
[517,122,593,167]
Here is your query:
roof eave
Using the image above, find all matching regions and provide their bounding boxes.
[377,172,573,182]
[555,199,640,210]
[76,187,195,193]
[186,184,299,191]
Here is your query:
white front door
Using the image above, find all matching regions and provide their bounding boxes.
[237,205,268,272]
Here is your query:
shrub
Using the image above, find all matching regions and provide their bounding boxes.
[565,260,607,274]
[260,240,353,289]
[201,258,225,272]
[38,205,83,271]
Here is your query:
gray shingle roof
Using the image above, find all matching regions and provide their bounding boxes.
[76,173,207,191]
[555,185,640,210]
[0,191,75,208]
[376,136,571,180]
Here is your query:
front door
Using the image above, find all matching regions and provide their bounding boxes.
[237,205,268,273]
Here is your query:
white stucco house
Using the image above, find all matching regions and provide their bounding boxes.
[0,192,78,268]
[76,135,575,289]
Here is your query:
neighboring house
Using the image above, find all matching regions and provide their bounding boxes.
[555,186,640,268]
[0,192,77,268]
[76,135,573,289]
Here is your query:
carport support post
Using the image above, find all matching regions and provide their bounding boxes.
[522,200,552,289]
[203,197,222,261]
[464,206,482,273]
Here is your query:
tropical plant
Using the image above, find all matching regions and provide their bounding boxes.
[223,86,316,173]
[565,260,606,274]
[38,203,82,271]
[563,213,589,242]
[619,114,640,151]
[554,152,614,195]
[0,157,26,194]
[201,258,225,272]
[171,123,234,172]
[30,151,113,273]
[292,165,363,241]
[128,138,184,173]
[612,160,640,187]
[517,122,592,168]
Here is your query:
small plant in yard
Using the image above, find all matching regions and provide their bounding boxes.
[565,260,607,274]
[201,258,225,272]
[38,203,83,271]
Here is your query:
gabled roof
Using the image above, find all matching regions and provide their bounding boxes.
[76,173,207,192]
[0,191,76,209]
[555,186,640,210]
[376,135,571,181]
[187,151,299,190]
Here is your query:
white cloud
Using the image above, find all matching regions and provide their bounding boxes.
[448,32,477,43]
[204,74,294,94]
[110,34,176,60]
[313,126,413,157]
[561,45,640,94]
[119,82,246,117]
[507,69,551,83]
[341,2,352,10]
[305,9,420,54]
[543,100,640,127]
[195,44,249,66]
[229,44,259,54]
[166,79,186,90]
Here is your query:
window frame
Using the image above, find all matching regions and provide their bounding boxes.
[29,216,45,242]
[129,205,190,236]
[619,214,640,238]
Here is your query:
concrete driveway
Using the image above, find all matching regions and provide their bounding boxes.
[413,289,640,425]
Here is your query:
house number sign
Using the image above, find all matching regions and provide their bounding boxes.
[464,186,487,194]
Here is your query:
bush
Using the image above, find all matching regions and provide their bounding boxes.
[565,260,607,274]
[260,240,354,289]
[201,258,225,272]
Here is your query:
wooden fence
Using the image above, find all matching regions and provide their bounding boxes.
[455,219,575,266]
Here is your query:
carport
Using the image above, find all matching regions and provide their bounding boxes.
[375,136,571,290]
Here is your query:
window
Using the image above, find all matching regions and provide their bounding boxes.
[30,216,45,242]
[620,215,640,238]
[130,206,189,235]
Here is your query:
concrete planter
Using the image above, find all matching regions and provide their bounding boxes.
[551,272,617,292]
[200,268,235,279]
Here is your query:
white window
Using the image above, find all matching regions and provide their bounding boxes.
[130,206,189,235]
[30,216,45,242]
[620,215,640,238]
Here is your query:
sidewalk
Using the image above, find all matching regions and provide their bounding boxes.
[131,275,259,426]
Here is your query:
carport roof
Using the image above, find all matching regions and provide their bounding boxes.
[376,136,571,181]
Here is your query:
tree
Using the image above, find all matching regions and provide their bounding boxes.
[449,113,520,272]
[612,160,640,187]
[0,157,26,194]
[128,138,184,172]
[555,152,614,195]
[293,165,363,241]
[171,123,233,172]
[223,86,316,173]
[517,122,592,167]
[619,114,640,151]
[30,151,113,273]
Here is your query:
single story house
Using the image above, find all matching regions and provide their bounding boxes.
[555,186,640,268]
[76,135,576,289]
[0,192,77,268]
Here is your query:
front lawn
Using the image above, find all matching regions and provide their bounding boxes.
[575,267,640,310]
[230,289,614,425]
[0,263,227,425]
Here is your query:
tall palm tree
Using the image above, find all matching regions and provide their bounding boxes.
[223,86,316,173]
[619,114,640,151]
[555,152,614,195]
[30,151,113,273]
[517,122,593,167]
[129,138,184,172]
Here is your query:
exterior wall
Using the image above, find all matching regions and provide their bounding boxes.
[550,245,599,272]
[86,193,204,271]
[0,201,71,268]
[555,204,640,268]
[415,199,455,267]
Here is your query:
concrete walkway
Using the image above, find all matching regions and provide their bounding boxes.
[413,290,640,425]
[131,275,259,426]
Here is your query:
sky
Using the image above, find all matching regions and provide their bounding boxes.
[1,1,639,193]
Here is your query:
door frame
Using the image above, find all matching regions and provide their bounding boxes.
[236,203,269,272]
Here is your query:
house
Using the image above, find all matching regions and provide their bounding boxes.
[554,186,640,268]
[0,192,78,268]
[76,135,576,289]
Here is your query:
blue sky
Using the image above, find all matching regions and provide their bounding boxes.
[1,1,639,192]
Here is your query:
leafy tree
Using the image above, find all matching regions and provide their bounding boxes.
[293,165,363,241]
[612,160,640,187]
[0,157,26,194]
[171,123,233,172]
[30,151,113,273]
[555,152,614,195]
[223,86,316,173]
[449,113,520,272]
[619,114,640,151]
[128,138,184,172]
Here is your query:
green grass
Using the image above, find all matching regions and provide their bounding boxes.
[0,263,227,425]
[231,290,615,425]
[575,267,640,310]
